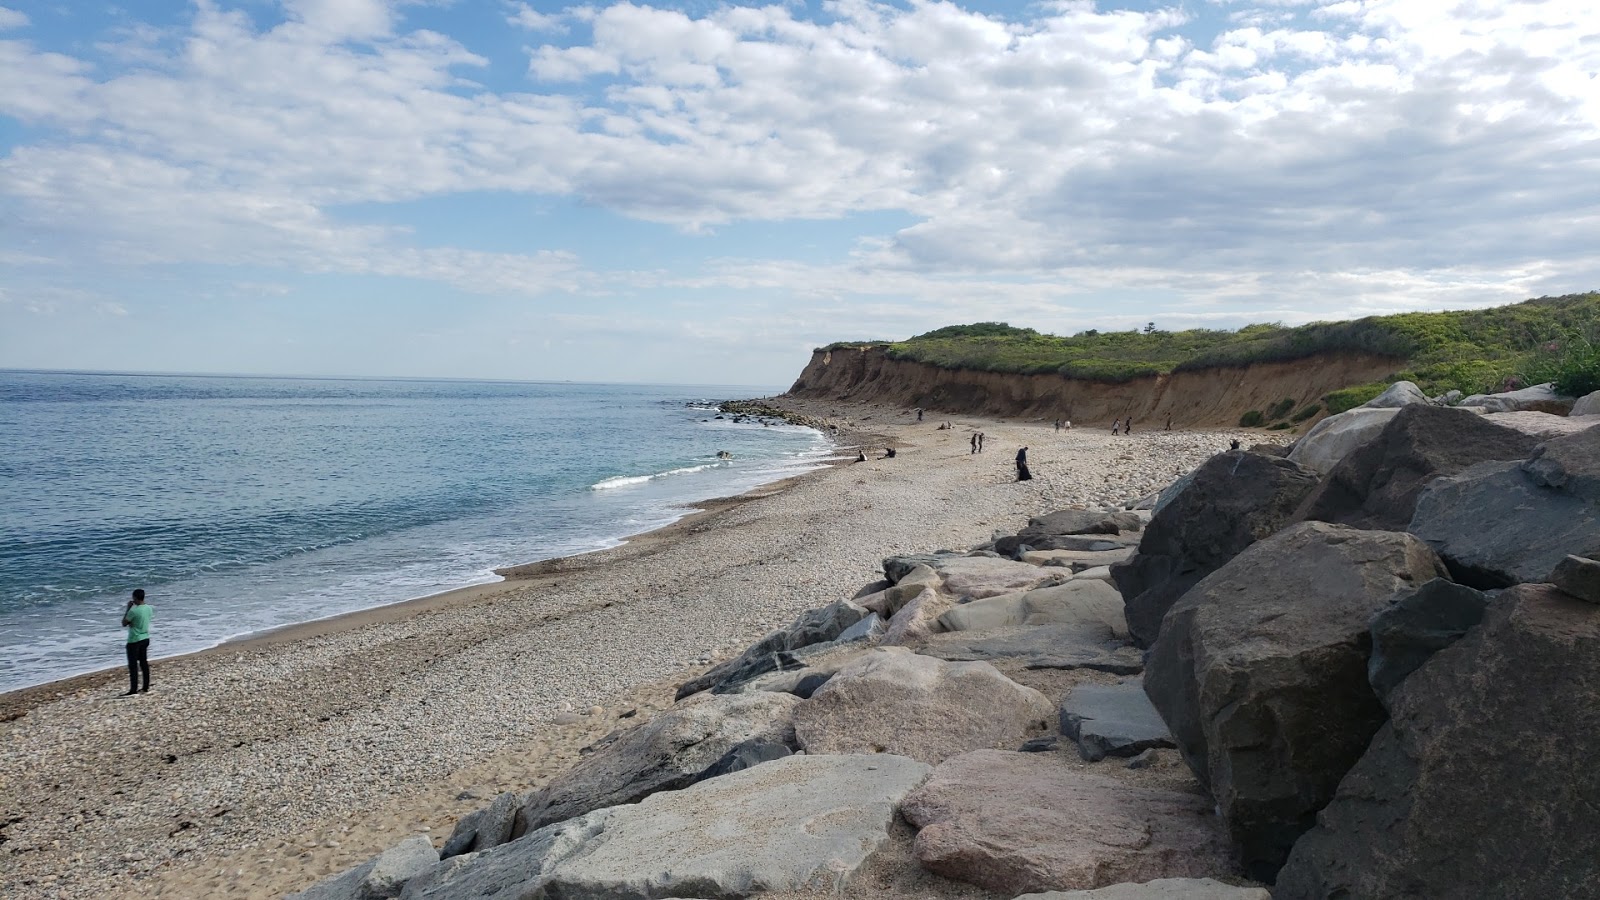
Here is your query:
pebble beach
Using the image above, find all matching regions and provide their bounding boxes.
[1,402,1284,900]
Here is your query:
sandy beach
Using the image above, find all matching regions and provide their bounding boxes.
[1,402,1281,900]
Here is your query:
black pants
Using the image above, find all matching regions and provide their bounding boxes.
[126,639,150,692]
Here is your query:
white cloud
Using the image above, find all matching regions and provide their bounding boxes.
[0,7,26,30]
[506,2,565,32]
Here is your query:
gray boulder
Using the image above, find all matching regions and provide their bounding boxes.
[917,623,1139,674]
[1295,404,1538,531]
[1144,522,1448,881]
[1287,407,1400,474]
[440,790,518,859]
[902,749,1232,895]
[936,556,1073,599]
[1459,381,1574,414]
[1359,380,1429,409]
[1367,577,1489,704]
[793,648,1053,764]
[1484,410,1600,438]
[1013,879,1270,900]
[937,580,1126,635]
[884,553,960,583]
[1275,584,1600,899]
[1573,389,1600,417]
[1060,680,1175,762]
[881,584,953,645]
[675,600,868,699]
[1113,450,1321,648]
[1026,508,1144,536]
[1409,426,1600,588]
[688,739,792,784]
[1552,554,1600,604]
[514,691,799,836]
[291,835,437,900]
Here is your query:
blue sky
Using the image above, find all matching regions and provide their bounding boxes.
[2,0,1598,385]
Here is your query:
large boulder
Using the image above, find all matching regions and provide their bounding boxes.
[1275,585,1600,899]
[513,691,800,836]
[1060,680,1176,762]
[1459,381,1574,414]
[1113,450,1321,648]
[1014,880,1270,900]
[402,754,932,899]
[1409,426,1600,588]
[881,584,954,645]
[675,600,868,699]
[937,580,1126,635]
[1143,522,1448,881]
[793,647,1053,764]
[916,623,1143,675]
[1286,407,1400,474]
[936,556,1073,599]
[290,835,437,900]
[1573,389,1600,417]
[1295,404,1538,531]
[901,750,1233,896]
[997,509,1145,555]
[1366,577,1490,705]
[1359,380,1429,409]
[1483,410,1600,438]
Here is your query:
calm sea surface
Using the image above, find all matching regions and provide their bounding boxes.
[0,371,832,693]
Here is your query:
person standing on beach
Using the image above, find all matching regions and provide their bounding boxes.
[978,432,986,452]
[970,433,978,454]
[122,589,152,696]
[1125,416,1133,434]
[1016,447,1032,481]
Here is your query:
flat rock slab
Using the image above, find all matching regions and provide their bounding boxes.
[407,754,932,900]
[938,580,1127,635]
[1483,410,1600,438]
[794,647,1053,764]
[1020,548,1135,568]
[1060,680,1175,761]
[916,624,1143,674]
[902,749,1232,896]
[1014,878,1270,899]
[934,556,1072,599]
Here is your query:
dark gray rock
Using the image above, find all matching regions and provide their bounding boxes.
[852,579,892,599]
[689,739,792,784]
[1019,735,1061,752]
[1296,404,1538,531]
[440,790,518,860]
[884,553,960,583]
[1552,554,1600,604]
[675,600,869,699]
[1060,680,1175,762]
[399,812,607,900]
[1409,429,1600,588]
[1367,577,1490,704]
[291,835,438,900]
[1024,508,1144,536]
[1275,585,1600,900]
[1114,450,1321,647]
[790,671,831,698]
[1024,646,1145,675]
[834,611,885,643]
[1144,522,1447,881]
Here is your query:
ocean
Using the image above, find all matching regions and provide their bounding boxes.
[0,371,834,694]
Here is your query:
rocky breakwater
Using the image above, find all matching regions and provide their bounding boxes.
[286,382,1600,900]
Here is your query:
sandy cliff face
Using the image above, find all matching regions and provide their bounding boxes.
[787,346,1403,427]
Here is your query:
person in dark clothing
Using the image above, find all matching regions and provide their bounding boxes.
[1230,438,1242,450]
[970,433,978,454]
[1124,416,1133,434]
[122,589,152,696]
[1015,446,1032,481]
[855,449,866,462]
[978,432,985,452]
[883,447,896,458]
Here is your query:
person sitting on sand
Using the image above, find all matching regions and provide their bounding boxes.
[122,589,152,696]
[883,447,896,459]
[856,449,866,463]
[1016,447,1032,481]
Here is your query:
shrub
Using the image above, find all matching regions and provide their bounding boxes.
[1267,398,1297,420]
[1324,383,1388,414]
[1291,403,1323,422]
[1267,421,1294,430]
[1239,409,1266,427]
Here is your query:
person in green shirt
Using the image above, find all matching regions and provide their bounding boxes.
[122,589,152,696]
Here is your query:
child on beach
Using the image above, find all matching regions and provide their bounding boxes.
[122,589,152,696]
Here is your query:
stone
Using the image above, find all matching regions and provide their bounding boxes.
[1573,389,1600,417]
[917,622,1138,674]
[937,580,1127,635]
[1025,508,1144,536]
[936,556,1073,599]
[856,572,940,618]
[1367,577,1490,704]
[884,553,960,583]
[1275,585,1600,900]
[901,750,1232,896]
[1020,533,1142,554]
[1025,645,1146,675]
[734,642,876,696]
[1019,735,1061,752]
[515,691,799,836]
[852,578,891,599]
[292,835,437,900]
[1012,879,1271,900]
[688,739,793,784]
[1059,680,1175,762]
[1020,548,1135,568]
[881,585,953,645]
[1295,404,1538,531]
[675,600,868,698]
[835,611,885,643]
[1459,381,1574,414]
[1287,407,1400,474]
[1144,522,1448,881]
[1483,410,1600,439]
[1551,555,1600,604]
[440,790,518,859]
[1359,380,1429,409]
[1113,450,1321,647]
[793,648,1054,764]
[1071,565,1115,583]
[1410,428,1600,588]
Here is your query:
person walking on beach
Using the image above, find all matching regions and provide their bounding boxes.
[970,433,978,454]
[978,432,985,452]
[122,589,152,696]
[1016,447,1032,481]
[916,407,924,422]
[1111,420,1120,435]
[1124,416,1133,434]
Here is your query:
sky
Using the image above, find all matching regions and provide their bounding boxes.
[1,0,1597,386]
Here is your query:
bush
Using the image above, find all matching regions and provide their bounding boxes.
[1267,398,1297,420]
[1239,410,1266,427]
[1291,403,1323,422]
[1518,332,1600,397]
[1268,421,1294,430]
[1324,383,1388,414]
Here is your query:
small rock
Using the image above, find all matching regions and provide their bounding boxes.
[1552,555,1600,604]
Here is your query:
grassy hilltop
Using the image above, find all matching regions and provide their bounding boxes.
[827,292,1600,413]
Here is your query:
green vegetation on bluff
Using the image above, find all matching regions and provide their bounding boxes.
[823,292,1600,397]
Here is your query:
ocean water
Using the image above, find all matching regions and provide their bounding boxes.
[0,371,833,694]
